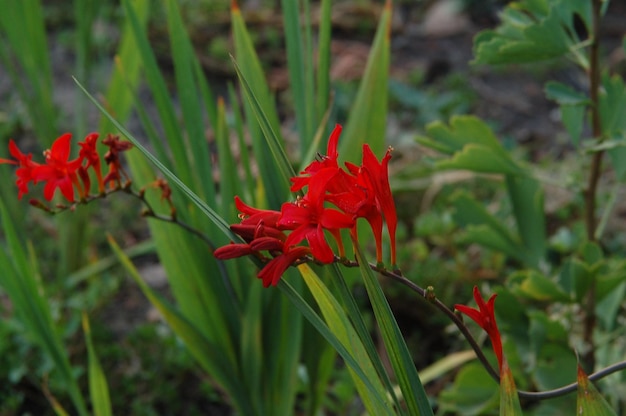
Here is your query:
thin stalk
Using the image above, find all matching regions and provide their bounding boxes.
[582,0,604,372]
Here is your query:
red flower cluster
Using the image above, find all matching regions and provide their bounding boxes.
[455,286,504,371]
[214,124,398,287]
[0,133,133,203]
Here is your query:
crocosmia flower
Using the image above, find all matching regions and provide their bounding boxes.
[455,286,503,371]
[214,123,399,287]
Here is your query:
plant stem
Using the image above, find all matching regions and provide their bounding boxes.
[582,0,604,373]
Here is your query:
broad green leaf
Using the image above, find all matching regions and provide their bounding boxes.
[436,144,525,175]
[439,363,499,415]
[339,0,392,157]
[545,80,590,106]
[293,265,395,415]
[577,364,617,415]
[451,192,523,259]
[509,270,571,302]
[82,313,112,416]
[418,115,511,159]
[353,244,433,416]
[561,104,586,145]
[473,0,589,66]
[499,361,523,416]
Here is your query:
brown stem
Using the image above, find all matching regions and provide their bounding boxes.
[582,0,604,373]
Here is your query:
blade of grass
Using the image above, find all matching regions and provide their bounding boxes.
[230,56,296,195]
[354,242,434,416]
[296,264,396,415]
[316,0,332,123]
[339,0,392,157]
[74,77,233,238]
[278,276,395,415]
[107,234,255,415]
[82,313,112,416]
[281,0,315,148]
[0,201,88,416]
[231,2,289,206]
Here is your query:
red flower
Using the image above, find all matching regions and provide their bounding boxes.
[279,168,354,263]
[102,134,133,188]
[32,134,84,202]
[360,145,398,267]
[0,139,41,199]
[291,124,342,192]
[257,246,311,287]
[455,286,503,371]
[78,133,104,193]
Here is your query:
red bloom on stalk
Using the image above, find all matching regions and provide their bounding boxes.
[455,286,503,371]
[32,133,84,202]
[0,140,41,199]
[78,133,104,193]
[279,168,354,263]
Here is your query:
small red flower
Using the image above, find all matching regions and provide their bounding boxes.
[78,133,104,193]
[257,246,311,287]
[102,134,133,188]
[0,139,42,199]
[32,134,84,202]
[455,286,503,371]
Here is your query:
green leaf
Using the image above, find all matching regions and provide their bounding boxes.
[339,0,392,157]
[437,144,525,175]
[82,313,112,416]
[451,192,524,260]
[505,175,546,267]
[418,115,504,155]
[294,265,395,416]
[509,270,571,302]
[499,361,523,416]
[545,81,590,106]
[353,244,433,416]
[561,104,586,145]
[439,363,499,415]
[473,0,588,66]
[577,364,617,415]
[107,235,254,415]
[231,2,289,207]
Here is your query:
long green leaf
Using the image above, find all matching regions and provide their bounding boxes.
[279,274,395,415]
[231,56,296,197]
[107,235,254,415]
[82,313,112,416]
[297,264,395,415]
[0,201,88,416]
[231,2,289,206]
[339,0,392,157]
[74,78,233,238]
[354,243,434,416]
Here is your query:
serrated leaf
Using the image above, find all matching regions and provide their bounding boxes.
[577,364,617,415]
[451,192,524,260]
[436,144,525,175]
[473,0,590,66]
[418,115,505,155]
